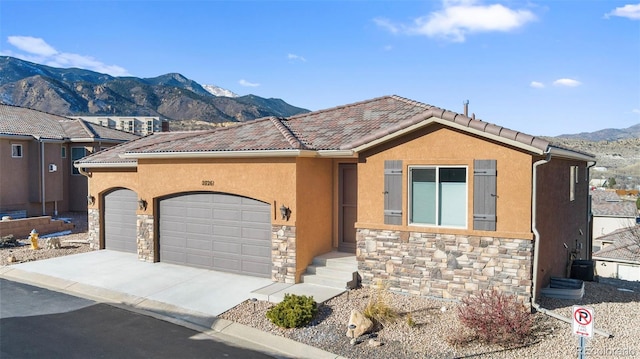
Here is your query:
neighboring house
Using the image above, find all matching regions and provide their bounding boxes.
[593,227,640,281]
[68,116,163,136]
[0,104,139,217]
[75,95,595,305]
[591,190,638,251]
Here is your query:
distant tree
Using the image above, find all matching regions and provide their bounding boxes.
[636,197,640,210]
[608,177,617,188]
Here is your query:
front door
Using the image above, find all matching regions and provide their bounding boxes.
[338,163,357,252]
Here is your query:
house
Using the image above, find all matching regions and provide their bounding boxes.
[75,95,595,304]
[0,104,139,217]
[591,190,638,251]
[68,116,163,136]
[593,226,640,281]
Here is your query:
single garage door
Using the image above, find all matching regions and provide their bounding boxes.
[104,189,137,253]
[618,264,640,281]
[159,193,271,277]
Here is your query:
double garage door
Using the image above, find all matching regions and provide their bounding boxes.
[104,190,272,277]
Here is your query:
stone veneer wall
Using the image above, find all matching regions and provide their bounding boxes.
[137,214,154,262]
[272,225,296,283]
[357,229,533,304]
[87,208,100,250]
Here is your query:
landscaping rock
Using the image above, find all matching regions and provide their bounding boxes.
[346,309,373,338]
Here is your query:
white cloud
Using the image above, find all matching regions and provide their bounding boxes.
[530,81,545,88]
[375,0,536,42]
[8,36,57,56]
[3,36,130,76]
[553,78,582,87]
[287,53,307,62]
[239,79,260,87]
[632,108,640,114]
[605,3,640,20]
[373,17,400,34]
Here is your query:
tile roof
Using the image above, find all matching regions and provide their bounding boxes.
[0,104,138,142]
[591,190,638,217]
[76,95,593,166]
[593,226,640,262]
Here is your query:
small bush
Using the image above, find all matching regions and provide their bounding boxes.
[362,281,398,325]
[456,289,533,346]
[266,294,317,328]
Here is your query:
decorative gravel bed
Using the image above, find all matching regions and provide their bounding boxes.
[0,212,92,266]
[220,280,640,359]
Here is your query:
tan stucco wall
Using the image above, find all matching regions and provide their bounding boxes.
[535,158,591,297]
[294,157,334,279]
[0,139,31,212]
[87,157,338,272]
[357,125,534,239]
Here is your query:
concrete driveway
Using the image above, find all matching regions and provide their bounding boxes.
[0,250,273,319]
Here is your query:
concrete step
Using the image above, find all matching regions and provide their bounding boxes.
[301,251,358,290]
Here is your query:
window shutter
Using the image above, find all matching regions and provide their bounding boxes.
[384,160,403,225]
[473,159,497,231]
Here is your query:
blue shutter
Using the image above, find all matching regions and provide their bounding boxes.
[473,159,497,231]
[384,160,402,225]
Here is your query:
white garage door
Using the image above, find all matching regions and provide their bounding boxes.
[618,265,640,281]
[159,193,272,277]
[104,189,137,253]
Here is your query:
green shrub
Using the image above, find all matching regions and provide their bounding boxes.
[266,294,317,328]
[455,289,533,346]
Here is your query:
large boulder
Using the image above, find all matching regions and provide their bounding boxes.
[345,309,374,338]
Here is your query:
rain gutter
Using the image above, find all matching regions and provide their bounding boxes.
[119,149,317,159]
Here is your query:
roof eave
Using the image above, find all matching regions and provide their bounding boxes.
[350,117,547,155]
[316,150,357,158]
[0,134,35,140]
[592,256,640,265]
[547,146,596,162]
[120,149,317,159]
[74,161,137,169]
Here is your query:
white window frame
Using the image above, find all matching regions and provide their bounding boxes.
[408,165,468,229]
[11,144,23,158]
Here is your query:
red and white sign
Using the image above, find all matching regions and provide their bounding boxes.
[573,306,594,338]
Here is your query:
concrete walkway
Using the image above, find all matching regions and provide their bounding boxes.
[0,250,347,359]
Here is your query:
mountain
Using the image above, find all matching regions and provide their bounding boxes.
[557,123,640,141]
[0,56,308,125]
[202,84,238,98]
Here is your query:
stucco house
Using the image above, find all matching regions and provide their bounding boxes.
[0,104,138,218]
[75,95,595,304]
[591,190,638,251]
[593,226,640,281]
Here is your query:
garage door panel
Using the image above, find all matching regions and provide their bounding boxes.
[160,193,271,277]
[104,189,137,253]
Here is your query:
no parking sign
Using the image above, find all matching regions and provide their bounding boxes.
[573,306,594,338]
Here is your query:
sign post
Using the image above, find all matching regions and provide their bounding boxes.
[573,306,594,359]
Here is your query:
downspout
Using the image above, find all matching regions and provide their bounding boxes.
[531,152,612,337]
[40,138,46,215]
[586,161,597,260]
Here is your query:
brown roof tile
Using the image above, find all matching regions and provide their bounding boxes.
[593,227,640,262]
[77,95,592,165]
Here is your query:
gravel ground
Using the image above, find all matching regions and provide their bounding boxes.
[220,280,640,359]
[0,212,92,266]
[2,217,638,359]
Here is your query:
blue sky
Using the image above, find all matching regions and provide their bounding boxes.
[1,0,638,136]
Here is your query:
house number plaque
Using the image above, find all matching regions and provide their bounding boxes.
[201,180,215,186]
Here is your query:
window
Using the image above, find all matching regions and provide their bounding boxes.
[570,166,578,201]
[410,166,467,227]
[11,144,23,158]
[61,146,66,158]
[71,147,87,175]
[147,120,153,133]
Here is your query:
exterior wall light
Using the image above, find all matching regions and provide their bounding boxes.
[87,195,95,206]
[138,199,147,211]
[279,204,291,221]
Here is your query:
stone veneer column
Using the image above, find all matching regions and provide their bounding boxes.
[357,228,533,305]
[272,225,296,283]
[87,208,100,250]
[137,214,154,262]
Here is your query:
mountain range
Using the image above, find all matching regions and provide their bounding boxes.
[0,56,308,125]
